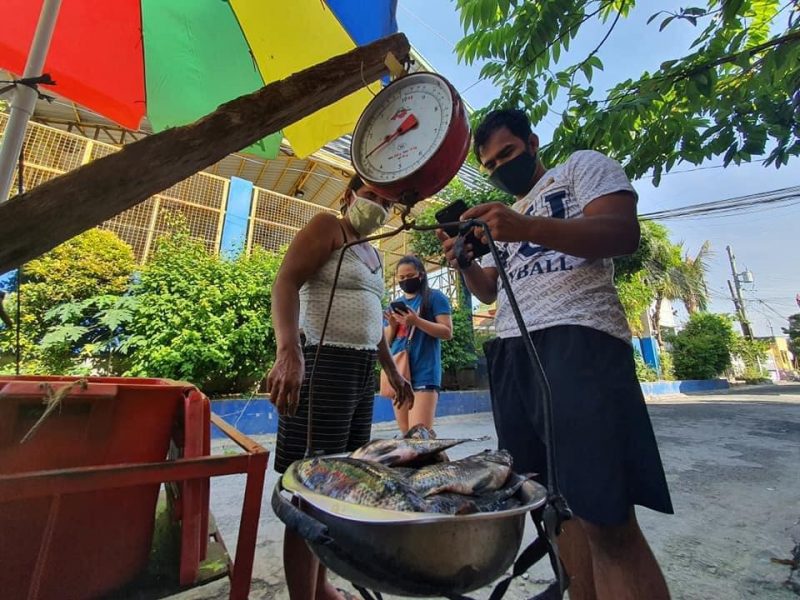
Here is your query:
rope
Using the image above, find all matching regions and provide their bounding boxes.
[0,73,56,101]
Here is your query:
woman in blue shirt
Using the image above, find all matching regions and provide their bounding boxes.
[384,255,453,433]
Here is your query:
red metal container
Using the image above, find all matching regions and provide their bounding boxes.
[0,376,204,600]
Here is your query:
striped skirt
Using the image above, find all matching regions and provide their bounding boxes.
[274,344,377,473]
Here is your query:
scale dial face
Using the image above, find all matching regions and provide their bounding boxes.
[352,73,455,185]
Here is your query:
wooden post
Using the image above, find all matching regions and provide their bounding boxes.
[0,33,410,273]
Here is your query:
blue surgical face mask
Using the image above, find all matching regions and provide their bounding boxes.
[488,149,537,196]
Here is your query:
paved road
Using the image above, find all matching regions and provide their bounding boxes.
[177,384,800,599]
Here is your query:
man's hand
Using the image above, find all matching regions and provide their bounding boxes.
[436,229,475,271]
[385,368,414,409]
[267,345,304,416]
[462,202,534,244]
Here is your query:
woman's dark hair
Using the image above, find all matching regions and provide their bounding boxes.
[340,174,364,215]
[473,108,532,165]
[396,255,431,318]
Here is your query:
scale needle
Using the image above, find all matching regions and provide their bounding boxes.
[365,113,418,158]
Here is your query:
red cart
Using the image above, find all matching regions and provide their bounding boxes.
[0,376,268,600]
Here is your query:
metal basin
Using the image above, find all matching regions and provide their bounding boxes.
[272,461,547,597]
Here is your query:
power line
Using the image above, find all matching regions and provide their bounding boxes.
[748,297,791,321]
[398,3,457,49]
[639,161,757,179]
[639,185,800,222]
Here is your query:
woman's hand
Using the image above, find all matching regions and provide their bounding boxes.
[267,344,304,416]
[384,309,400,326]
[393,306,419,327]
[385,368,415,409]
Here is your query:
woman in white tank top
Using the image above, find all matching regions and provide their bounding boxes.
[267,175,413,600]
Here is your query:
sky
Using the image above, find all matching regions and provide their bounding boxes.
[396,0,798,338]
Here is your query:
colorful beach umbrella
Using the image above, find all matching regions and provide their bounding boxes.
[0,0,398,159]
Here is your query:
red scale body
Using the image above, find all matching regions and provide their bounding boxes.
[351,72,470,206]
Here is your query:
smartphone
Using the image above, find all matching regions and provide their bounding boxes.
[434,199,491,261]
[390,301,410,313]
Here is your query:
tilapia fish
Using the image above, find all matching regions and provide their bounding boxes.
[402,425,450,464]
[419,472,531,514]
[409,449,513,497]
[295,456,429,512]
[404,424,436,440]
[350,437,464,466]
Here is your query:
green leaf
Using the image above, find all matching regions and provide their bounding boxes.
[588,55,603,70]
[683,7,707,16]
[41,324,89,348]
[453,0,800,181]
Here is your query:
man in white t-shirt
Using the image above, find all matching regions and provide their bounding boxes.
[438,109,673,600]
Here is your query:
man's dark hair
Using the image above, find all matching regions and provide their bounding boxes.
[473,109,532,165]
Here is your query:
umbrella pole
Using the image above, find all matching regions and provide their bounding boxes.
[0,0,62,203]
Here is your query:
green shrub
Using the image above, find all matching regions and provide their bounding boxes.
[634,351,659,382]
[741,367,771,385]
[442,305,477,373]
[731,336,769,372]
[473,329,496,358]
[670,313,734,380]
[659,350,676,381]
[123,230,283,395]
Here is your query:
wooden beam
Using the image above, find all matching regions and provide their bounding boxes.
[0,33,410,272]
[71,102,82,124]
[307,176,329,203]
[273,157,295,191]
[253,157,271,187]
[290,162,316,196]
[235,156,247,177]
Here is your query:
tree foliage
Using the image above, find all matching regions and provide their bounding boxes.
[456,0,800,182]
[731,334,769,370]
[615,270,653,336]
[0,229,136,373]
[613,221,710,342]
[40,294,138,376]
[783,313,800,363]
[122,230,283,395]
[670,312,735,379]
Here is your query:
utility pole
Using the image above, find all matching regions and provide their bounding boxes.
[726,245,753,340]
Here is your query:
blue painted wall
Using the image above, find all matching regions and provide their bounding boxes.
[640,337,661,373]
[219,176,254,258]
[210,380,729,438]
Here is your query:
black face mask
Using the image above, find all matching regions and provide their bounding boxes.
[488,149,537,196]
[399,277,423,294]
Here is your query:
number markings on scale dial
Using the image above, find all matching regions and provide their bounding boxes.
[356,80,453,183]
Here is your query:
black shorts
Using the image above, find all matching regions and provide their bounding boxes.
[485,325,674,526]
[274,344,376,474]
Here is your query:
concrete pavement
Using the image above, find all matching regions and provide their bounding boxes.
[177,384,800,599]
